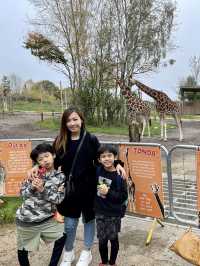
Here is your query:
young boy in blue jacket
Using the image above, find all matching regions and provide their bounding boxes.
[94,144,128,266]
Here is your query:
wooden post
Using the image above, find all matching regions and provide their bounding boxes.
[41,112,44,121]
[60,81,64,113]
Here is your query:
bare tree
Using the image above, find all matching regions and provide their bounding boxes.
[27,0,92,97]
[1,76,11,112]
[190,55,200,84]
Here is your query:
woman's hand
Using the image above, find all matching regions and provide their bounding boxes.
[116,164,126,179]
[27,165,39,181]
[58,184,65,192]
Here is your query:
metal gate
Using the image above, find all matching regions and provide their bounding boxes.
[166,144,199,226]
[1,138,200,227]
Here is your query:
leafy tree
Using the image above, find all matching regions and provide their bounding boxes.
[25,32,66,65]
[94,0,176,140]
[22,80,59,103]
[26,0,176,140]
[179,56,200,102]
[36,80,59,95]
[181,75,197,87]
[180,75,200,101]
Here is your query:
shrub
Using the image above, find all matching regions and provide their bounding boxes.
[0,197,22,224]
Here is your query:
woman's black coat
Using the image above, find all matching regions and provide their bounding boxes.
[55,131,100,223]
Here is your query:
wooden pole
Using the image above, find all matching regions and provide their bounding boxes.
[60,81,63,113]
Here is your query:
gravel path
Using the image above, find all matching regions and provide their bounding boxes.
[0,217,194,266]
[0,113,200,265]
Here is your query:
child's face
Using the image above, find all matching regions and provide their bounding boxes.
[66,112,82,134]
[99,151,116,170]
[37,152,54,171]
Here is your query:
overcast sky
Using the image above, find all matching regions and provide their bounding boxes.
[0,0,200,99]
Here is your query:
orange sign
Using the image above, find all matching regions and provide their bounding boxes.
[196,150,200,211]
[119,145,163,218]
[0,141,32,196]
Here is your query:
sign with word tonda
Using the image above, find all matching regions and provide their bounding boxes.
[119,145,164,219]
[0,141,32,196]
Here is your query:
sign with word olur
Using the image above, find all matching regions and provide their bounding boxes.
[0,141,32,196]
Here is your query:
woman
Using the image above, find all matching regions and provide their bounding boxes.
[54,106,100,266]
[30,106,125,266]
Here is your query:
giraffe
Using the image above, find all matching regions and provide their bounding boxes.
[129,78,183,141]
[116,79,151,139]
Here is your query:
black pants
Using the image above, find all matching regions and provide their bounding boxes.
[17,233,66,266]
[17,249,30,266]
[99,236,119,265]
[48,233,66,266]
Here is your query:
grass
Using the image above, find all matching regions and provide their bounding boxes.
[5,100,62,112]
[181,114,200,119]
[36,118,60,131]
[163,114,200,120]
[87,125,128,135]
[36,118,176,136]
[0,197,22,224]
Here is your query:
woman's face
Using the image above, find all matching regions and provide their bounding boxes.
[66,112,82,134]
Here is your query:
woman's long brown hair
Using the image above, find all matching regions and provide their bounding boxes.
[53,107,85,153]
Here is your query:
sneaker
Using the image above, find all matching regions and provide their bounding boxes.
[76,250,92,266]
[99,263,108,266]
[60,250,75,266]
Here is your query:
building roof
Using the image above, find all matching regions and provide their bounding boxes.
[180,86,200,93]
[180,86,200,101]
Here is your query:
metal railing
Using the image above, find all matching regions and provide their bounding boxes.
[166,144,199,226]
[1,138,200,227]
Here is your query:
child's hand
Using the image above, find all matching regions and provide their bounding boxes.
[32,178,44,192]
[98,184,109,195]
[58,184,65,192]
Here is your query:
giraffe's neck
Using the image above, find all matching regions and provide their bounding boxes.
[135,80,160,100]
[121,85,139,104]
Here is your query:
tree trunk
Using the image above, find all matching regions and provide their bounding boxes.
[128,114,143,142]
[128,123,141,142]
[2,96,8,112]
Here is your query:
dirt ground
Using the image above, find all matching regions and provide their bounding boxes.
[0,112,200,146]
[0,112,200,266]
[0,217,196,266]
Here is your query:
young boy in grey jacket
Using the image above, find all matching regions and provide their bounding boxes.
[16,143,66,266]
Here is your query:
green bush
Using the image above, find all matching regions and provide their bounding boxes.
[0,197,22,224]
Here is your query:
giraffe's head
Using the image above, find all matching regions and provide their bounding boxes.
[116,78,133,97]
